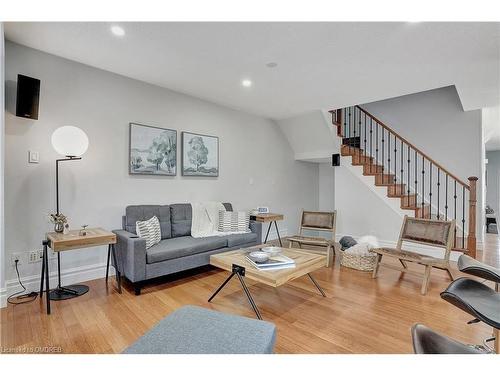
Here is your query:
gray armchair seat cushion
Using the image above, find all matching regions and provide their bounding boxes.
[146,236,228,264]
[226,232,258,247]
[123,305,276,354]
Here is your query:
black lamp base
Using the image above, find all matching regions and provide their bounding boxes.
[49,285,89,301]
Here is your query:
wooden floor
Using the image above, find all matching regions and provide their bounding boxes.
[1,235,498,354]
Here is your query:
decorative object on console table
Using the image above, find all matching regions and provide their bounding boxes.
[249,213,284,247]
[129,123,177,176]
[40,228,120,315]
[181,131,219,176]
[46,125,89,302]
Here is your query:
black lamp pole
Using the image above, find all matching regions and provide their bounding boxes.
[55,156,81,214]
[50,155,89,301]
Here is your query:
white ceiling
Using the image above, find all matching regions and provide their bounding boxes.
[4,22,500,122]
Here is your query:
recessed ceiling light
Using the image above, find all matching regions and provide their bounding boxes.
[241,79,253,88]
[266,62,278,68]
[110,25,125,37]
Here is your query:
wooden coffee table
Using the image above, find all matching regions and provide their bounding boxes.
[209,246,327,319]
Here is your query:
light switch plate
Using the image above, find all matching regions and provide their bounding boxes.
[28,151,39,163]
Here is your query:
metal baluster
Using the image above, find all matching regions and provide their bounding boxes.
[388,132,391,187]
[421,154,425,218]
[348,107,352,140]
[445,174,448,220]
[364,112,367,155]
[437,169,440,220]
[400,139,403,195]
[429,162,432,219]
[381,128,385,180]
[414,149,417,216]
[394,135,397,188]
[454,181,457,248]
[343,108,347,139]
[407,145,411,206]
[353,107,357,142]
[370,118,373,174]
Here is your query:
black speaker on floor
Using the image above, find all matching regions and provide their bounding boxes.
[16,74,40,120]
[332,153,340,166]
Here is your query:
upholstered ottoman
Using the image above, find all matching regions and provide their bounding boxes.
[123,305,277,354]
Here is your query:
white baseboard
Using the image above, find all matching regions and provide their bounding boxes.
[0,261,114,308]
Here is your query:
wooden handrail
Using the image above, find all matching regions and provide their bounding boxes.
[355,105,470,189]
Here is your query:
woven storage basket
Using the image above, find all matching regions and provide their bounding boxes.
[339,249,376,271]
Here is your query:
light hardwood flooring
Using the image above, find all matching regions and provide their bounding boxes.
[1,235,498,354]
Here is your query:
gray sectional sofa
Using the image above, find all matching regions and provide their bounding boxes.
[113,203,262,295]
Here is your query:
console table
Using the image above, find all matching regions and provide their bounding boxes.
[250,213,284,247]
[40,227,120,315]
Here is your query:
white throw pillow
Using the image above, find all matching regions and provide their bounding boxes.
[357,235,379,250]
[136,216,161,249]
[218,211,250,232]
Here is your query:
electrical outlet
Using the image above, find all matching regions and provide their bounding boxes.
[10,252,22,265]
[28,250,42,263]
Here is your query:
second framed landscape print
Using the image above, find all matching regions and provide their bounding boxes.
[129,123,177,176]
[181,132,219,177]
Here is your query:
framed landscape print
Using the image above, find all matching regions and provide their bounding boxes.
[129,123,177,175]
[181,132,219,177]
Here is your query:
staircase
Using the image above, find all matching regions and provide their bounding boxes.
[329,106,478,257]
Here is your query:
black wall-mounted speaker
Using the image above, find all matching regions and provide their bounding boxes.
[16,74,40,120]
[332,153,340,166]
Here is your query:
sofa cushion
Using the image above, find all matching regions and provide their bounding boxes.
[170,204,192,237]
[124,205,171,239]
[226,232,258,248]
[146,236,228,264]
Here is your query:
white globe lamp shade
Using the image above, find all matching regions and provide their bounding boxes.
[51,126,89,157]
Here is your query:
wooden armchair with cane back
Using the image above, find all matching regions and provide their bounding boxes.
[371,215,456,295]
[287,210,337,267]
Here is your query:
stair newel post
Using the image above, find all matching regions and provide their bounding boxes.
[467,176,478,259]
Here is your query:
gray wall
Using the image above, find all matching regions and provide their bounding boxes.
[3,41,319,286]
[486,150,500,216]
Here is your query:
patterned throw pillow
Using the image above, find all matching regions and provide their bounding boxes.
[218,211,250,232]
[136,216,162,249]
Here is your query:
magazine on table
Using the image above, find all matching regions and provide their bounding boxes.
[245,252,296,270]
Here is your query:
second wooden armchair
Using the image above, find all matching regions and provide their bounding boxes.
[371,215,456,295]
[287,210,337,267]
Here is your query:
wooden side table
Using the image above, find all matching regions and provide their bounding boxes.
[250,213,284,247]
[40,227,120,315]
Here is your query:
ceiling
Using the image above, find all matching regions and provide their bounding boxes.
[4,22,500,121]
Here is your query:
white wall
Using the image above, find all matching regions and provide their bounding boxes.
[486,151,500,217]
[276,110,338,162]
[3,42,319,301]
[318,164,335,211]
[0,24,5,301]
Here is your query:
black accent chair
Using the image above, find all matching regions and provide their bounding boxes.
[411,324,484,354]
[440,255,500,353]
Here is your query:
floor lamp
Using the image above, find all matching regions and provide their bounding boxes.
[49,125,90,300]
